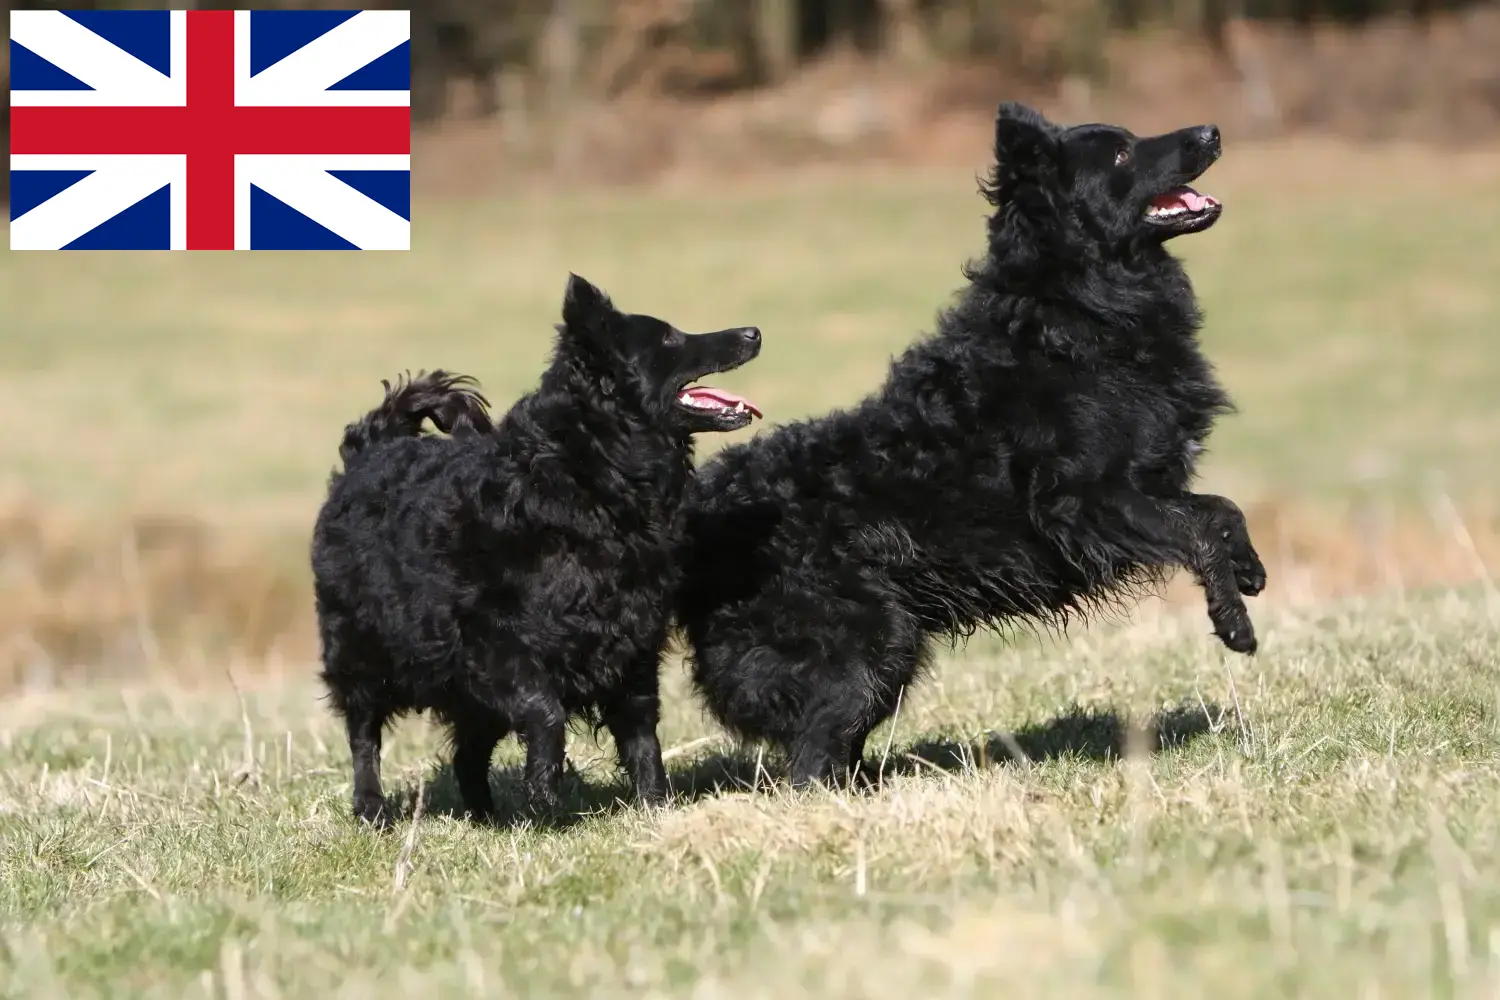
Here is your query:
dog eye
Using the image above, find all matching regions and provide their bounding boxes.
[1114,147,1131,166]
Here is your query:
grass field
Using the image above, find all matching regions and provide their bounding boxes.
[2,139,1500,997]
[2,594,1498,997]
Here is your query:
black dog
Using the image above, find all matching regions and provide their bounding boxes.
[313,275,762,826]
[678,102,1266,788]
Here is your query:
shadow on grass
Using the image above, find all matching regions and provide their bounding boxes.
[891,701,1226,778]
[376,752,765,832]
[673,700,1229,792]
[372,701,1226,830]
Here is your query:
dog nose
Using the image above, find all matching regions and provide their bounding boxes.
[740,327,761,346]
[1197,125,1221,147]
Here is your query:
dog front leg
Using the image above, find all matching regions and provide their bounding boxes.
[1180,493,1267,598]
[1056,487,1257,654]
[1179,512,1258,654]
[600,666,669,806]
[345,704,391,828]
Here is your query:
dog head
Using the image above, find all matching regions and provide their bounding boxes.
[556,274,763,434]
[985,102,1223,252]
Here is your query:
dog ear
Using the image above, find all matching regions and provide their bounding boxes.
[561,273,613,333]
[993,102,1059,181]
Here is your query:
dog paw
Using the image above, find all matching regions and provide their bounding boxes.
[524,787,563,819]
[1207,596,1258,655]
[847,761,884,791]
[1214,619,1258,655]
[1203,499,1266,598]
[1235,562,1267,597]
[462,804,495,825]
[353,795,394,831]
[630,766,671,807]
[633,786,670,810]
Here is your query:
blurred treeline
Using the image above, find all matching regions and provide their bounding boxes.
[3,0,1488,122]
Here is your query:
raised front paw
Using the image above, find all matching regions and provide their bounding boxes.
[1216,619,1258,655]
[1201,496,1267,597]
[1209,599,1258,655]
[1234,554,1267,598]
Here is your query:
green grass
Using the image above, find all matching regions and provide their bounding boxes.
[3,143,1499,528]
[2,592,1498,998]
[3,142,1500,997]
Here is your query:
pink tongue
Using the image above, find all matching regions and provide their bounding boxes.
[683,386,762,419]
[1154,189,1217,212]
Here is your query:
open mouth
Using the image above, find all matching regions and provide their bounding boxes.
[1144,186,1222,230]
[676,384,763,426]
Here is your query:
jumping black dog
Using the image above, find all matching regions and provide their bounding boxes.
[678,103,1266,788]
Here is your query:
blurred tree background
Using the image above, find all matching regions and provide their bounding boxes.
[5,0,1498,128]
[5,0,1499,197]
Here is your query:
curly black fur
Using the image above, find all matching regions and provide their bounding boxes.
[678,103,1268,787]
[312,275,762,826]
[337,370,493,465]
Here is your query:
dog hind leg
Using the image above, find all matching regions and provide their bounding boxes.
[788,640,919,790]
[787,703,856,789]
[846,728,871,783]
[519,695,567,813]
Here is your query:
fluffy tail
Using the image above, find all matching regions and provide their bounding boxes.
[338,370,493,466]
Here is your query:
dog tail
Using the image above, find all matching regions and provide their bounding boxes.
[338,370,493,466]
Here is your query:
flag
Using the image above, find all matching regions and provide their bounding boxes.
[9,9,412,250]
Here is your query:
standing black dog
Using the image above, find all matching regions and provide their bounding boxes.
[678,103,1266,788]
[313,275,762,826]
